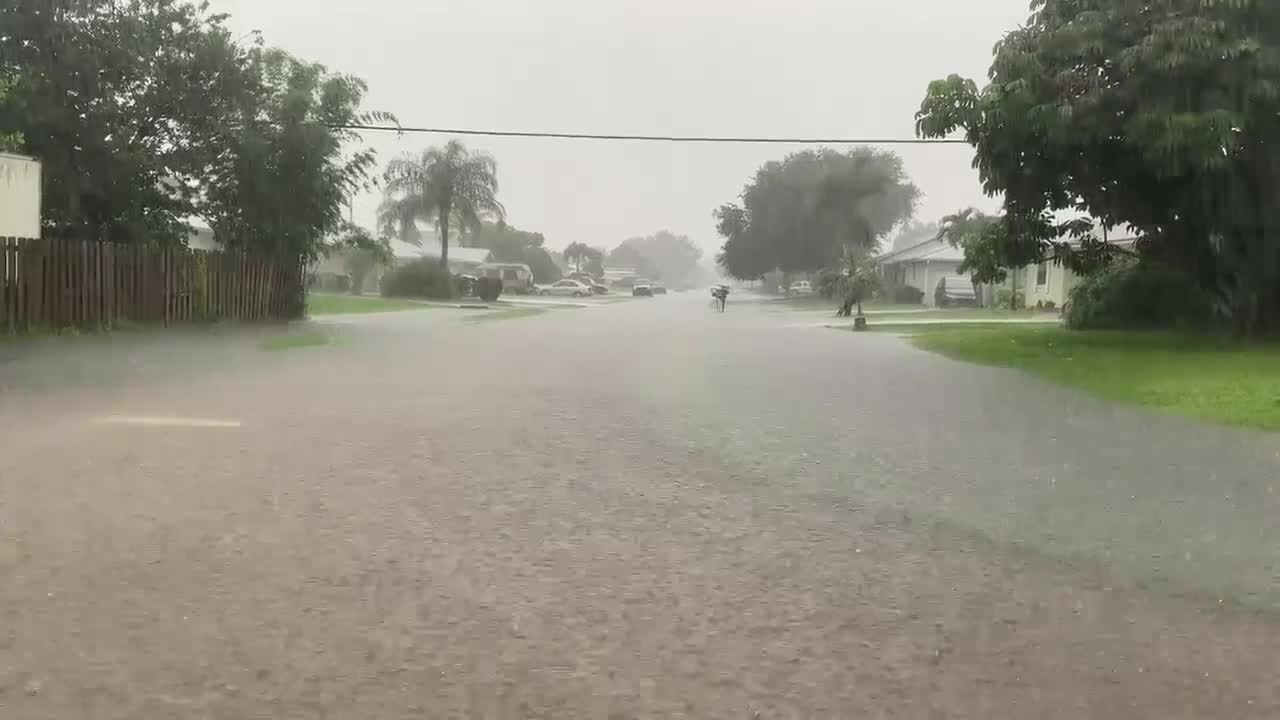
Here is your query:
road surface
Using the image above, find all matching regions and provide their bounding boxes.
[2,294,1278,718]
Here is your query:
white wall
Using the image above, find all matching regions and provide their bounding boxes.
[0,153,41,238]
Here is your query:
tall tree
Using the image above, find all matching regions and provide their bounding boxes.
[204,48,393,262]
[563,242,592,273]
[0,0,255,242]
[916,0,1280,333]
[715,147,918,280]
[467,221,561,283]
[378,140,504,269]
[0,76,22,151]
[610,231,703,288]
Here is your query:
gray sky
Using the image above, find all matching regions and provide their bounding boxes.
[212,0,1028,254]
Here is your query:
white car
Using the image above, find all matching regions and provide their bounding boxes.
[538,279,595,297]
[789,280,814,295]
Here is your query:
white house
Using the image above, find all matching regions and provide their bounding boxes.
[877,237,973,306]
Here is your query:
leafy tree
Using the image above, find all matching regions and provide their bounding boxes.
[607,242,658,280]
[819,248,880,318]
[0,0,387,261]
[715,148,918,281]
[916,0,1280,334]
[0,76,22,151]
[563,242,593,273]
[610,231,703,288]
[379,140,504,269]
[467,221,561,283]
[329,225,391,295]
[0,0,254,241]
[205,49,393,262]
[582,247,605,279]
[890,219,940,252]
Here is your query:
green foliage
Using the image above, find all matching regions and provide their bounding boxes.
[916,0,1280,333]
[716,148,918,281]
[466,221,560,283]
[0,75,22,151]
[333,226,391,295]
[380,259,455,300]
[610,230,703,288]
[379,141,504,268]
[475,276,503,302]
[205,50,393,263]
[0,0,387,256]
[1065,260,1210,331]
[934,208,1011,285]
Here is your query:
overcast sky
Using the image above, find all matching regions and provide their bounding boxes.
[210,0,1029,254]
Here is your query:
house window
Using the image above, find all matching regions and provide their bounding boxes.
[1036,262,1048,286]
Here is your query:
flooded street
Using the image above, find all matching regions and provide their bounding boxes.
[2,296,1278,718]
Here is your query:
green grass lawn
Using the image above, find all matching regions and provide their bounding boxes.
[306,293,432,316]
[900,325,1280,431]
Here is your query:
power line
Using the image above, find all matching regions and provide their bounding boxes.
[330,123,971,145]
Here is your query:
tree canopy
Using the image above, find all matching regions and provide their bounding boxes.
[609,231,703,288]
[916,0,1280,333]
[466,221,561,284]
[0,0,388,260]
[379,140,504,268]
[715,148,918,281]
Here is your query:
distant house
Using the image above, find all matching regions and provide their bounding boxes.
[1014,233,1138,309]
[877,237,973,306]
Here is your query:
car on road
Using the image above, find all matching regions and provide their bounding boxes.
[789,280,814,295]
[538,279,595,297]
[476,262,536,294]
[632,279,654,297]
[650,282,668,295]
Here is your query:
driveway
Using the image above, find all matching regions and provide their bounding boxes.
[1,294,1278,718]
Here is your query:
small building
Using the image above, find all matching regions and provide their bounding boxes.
[877,237,973,306]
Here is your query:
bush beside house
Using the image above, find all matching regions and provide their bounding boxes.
[1065,260,1210,331]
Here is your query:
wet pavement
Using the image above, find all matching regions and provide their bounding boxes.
[2,293,1278,718]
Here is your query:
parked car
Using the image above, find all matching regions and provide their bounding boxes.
[789,280,814,295]
[476,262,535,294]
[934,276,978,307]
[651,282,668,295]
[538,279,595,297]
[632,279,653,297]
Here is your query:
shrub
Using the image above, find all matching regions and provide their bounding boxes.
[1042,300,1056,311]
[381,259,454,300]
[888,284,925,305]
[995,288,1025,309]
[1065,259,1210,330]
[476,276,503,302]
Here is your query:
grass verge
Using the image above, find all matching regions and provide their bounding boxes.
[306,293,431,316]
[899,325,1280,431]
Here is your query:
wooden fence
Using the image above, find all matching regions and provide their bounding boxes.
[0,237,305,333]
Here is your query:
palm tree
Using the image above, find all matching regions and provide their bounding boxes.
[378,141,504,268]
[563,242,591,273]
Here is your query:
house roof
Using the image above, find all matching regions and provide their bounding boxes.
[392,240,492,265]
[877,237,964,264]
[877,219,1141,266]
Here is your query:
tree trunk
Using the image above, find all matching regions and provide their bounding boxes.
[439,211,450,269]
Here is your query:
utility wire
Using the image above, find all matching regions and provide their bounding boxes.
[329,123,970,145]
